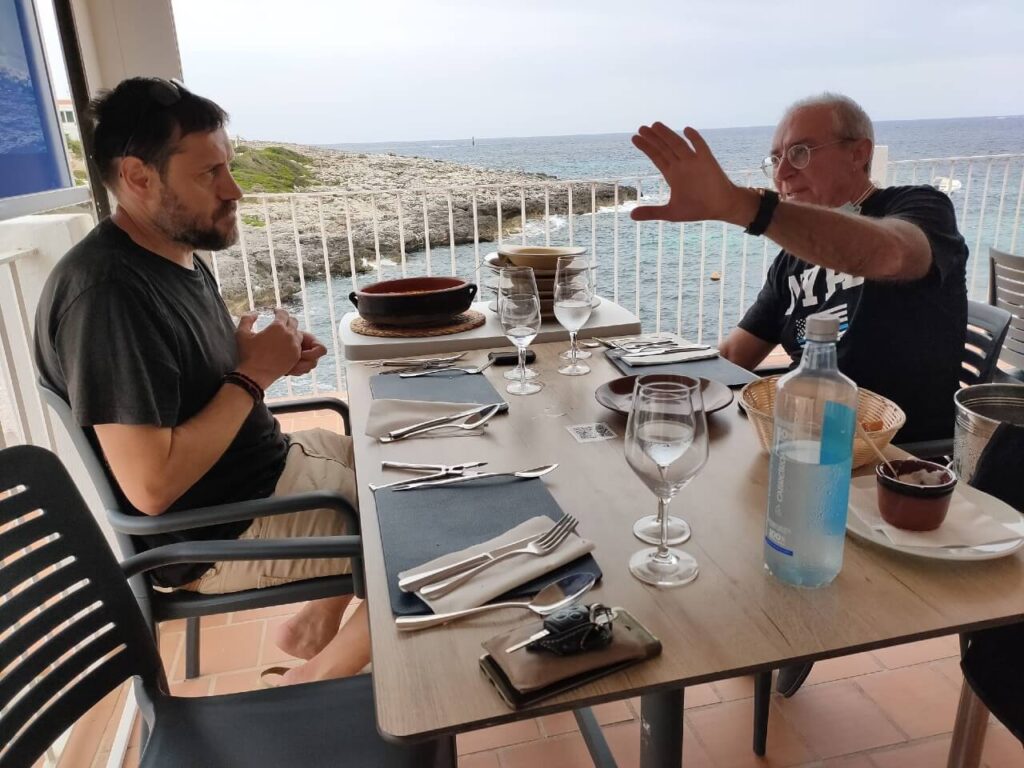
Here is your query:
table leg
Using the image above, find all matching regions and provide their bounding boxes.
[946,681,989,768]
[640,688,684,768]
[753,670,772,756]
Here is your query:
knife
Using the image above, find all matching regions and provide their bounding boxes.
[397,532,543,593]
[622,345,713,358]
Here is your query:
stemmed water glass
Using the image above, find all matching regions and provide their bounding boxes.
[497,266,541,381]
[624,376,708,587]
[554,255,594,376]
[499,292,543,395]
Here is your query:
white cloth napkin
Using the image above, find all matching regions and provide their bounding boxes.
[365,399,487,440]
[398,516,594,614]
[848,476,1021,548]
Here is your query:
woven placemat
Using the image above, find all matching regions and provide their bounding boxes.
[350,310,486,338]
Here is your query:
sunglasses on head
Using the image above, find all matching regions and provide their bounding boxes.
[120,77,189,159]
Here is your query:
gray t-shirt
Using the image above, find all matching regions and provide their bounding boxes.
[34,218,288,586]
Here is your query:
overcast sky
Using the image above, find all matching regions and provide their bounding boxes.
[49,0,1024,144]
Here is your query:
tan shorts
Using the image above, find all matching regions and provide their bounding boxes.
[184,428,358,594]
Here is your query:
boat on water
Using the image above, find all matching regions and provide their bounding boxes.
[932,176,963,195]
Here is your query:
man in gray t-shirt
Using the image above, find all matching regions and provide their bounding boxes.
[35,78,368,685]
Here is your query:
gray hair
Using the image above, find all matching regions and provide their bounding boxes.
[783,92,874,172]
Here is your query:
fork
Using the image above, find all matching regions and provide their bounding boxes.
[399,358,495,378]
[378,404,501,443]
[419,514,579,598]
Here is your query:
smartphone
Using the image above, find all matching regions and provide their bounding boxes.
[488,349,536,365]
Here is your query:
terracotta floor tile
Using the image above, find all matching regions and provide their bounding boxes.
[210,668,264,695]
[230,603,303,623]
[869,734,953,767]
[982,724,1024,767]
[805,652,882,686]
[688,696,816,767]
[537,701,634,736]
[168,676,211,697]
[158,629,182,676]
[456,752,500,768]
[820,755,876,767]
[603,720,714,768]
[931,656,964,687]
[170,621,263,679]
[856,665,961,739]
[871,636,960,669]
[456,719,541,755]
[497,733,595,768]
[54,684,124,768]
[774,680,905,758]
[685,682,721,709]
[712,674,757,701]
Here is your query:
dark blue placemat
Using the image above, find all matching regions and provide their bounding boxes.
[373,476,602,616]
[606,349,758,388]
[369,370,506,405]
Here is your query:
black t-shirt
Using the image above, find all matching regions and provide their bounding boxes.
[34,218,288,586]
[738,185,968,442]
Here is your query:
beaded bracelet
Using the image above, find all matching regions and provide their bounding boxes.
[223,371,265,404]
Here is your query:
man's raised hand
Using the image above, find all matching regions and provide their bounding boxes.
[235,308,303,390]
[630,123,751,225]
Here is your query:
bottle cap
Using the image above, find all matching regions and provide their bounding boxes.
[805,313,840,342]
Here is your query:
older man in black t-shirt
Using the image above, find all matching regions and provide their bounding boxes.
[35,78,368,686]
[629,92,968,698]
[630,92,967,443]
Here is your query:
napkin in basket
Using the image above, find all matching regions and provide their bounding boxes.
[398,516,594,614]
[848,476,1022,548]
[365,399,490,440]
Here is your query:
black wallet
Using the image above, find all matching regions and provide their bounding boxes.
[479,609,661,709]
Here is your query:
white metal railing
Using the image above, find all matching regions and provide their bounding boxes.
[2,153,1023,440]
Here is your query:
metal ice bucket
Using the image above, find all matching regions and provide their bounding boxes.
[953,383,1024,483]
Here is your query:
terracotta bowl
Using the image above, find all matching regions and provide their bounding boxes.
[349,277,477,327]
[875,458,957,531]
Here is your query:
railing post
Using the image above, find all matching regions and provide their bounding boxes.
[871,145,889,187]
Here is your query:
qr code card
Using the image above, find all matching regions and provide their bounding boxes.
[566,423,617,443]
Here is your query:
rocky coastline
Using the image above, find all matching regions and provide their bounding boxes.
[215,141,637,313]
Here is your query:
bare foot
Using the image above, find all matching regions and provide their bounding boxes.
[273,597,348,660]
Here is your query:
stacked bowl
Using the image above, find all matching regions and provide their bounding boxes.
[484,245,594,320]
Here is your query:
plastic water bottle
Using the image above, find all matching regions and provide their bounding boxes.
[763,313,857,588]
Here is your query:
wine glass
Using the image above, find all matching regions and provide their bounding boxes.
[625,376,708,587]
[554,255,594,376]
[497,266,541,381]
[499,292,543,395]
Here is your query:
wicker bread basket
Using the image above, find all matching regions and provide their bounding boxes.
[739,375,906,469]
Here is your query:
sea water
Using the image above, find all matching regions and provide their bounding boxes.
[764,437,853,588]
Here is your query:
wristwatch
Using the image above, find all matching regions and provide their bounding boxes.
[744,189,780,237]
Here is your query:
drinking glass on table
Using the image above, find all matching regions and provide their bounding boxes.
[625,376,708,587]
[497,266,541,381]
[499,292,543,395]
[554,255,594,375]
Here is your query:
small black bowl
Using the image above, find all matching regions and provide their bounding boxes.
[875,459,957,531]
[349,277,477,327]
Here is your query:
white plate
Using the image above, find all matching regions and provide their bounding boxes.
[845,476,1024,561]
[486,295,602,313]
[483,252,596,278]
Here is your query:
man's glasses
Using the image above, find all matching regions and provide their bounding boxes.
[120,78,187,159]
[760,139,853,178]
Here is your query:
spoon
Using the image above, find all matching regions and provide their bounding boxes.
[856,421,897,478]
[395,573,596,631]
[393,463,558,490]
[378,405,502,443]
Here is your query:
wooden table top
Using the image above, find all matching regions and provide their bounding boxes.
[346,342,1024,742]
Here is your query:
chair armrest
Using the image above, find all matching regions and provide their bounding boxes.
[268,396,351,433]
[120,535,362,579]
[107,491,359,537]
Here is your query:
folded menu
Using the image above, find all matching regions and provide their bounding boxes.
[848,476,1022,548]
[374,475,603,616]
[365,399,496,439]
[399,516,594,614]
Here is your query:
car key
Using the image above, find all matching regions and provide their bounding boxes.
[504,603,616,654]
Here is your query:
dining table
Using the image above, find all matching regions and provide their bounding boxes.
[345,340,1024,768]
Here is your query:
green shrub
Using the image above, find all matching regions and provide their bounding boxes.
[230,145,314,193]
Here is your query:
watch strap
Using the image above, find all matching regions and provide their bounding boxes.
[745,189,780,236]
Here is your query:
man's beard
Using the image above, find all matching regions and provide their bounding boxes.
[156,186,238,251]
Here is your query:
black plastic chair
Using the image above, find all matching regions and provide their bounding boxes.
[39,382,362,680]
[0,444,452,768]
[989,247,1024,379]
